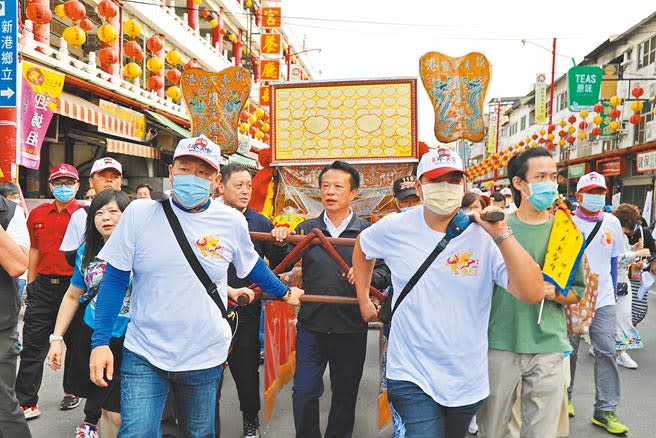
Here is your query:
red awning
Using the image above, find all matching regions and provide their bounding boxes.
[55,92,133,138]
[106,139,160,159]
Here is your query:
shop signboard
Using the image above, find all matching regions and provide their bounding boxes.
[568,66,603,111]
[261,7,281,29]
[568,163,586,179]
[596,157,622,176]
[260,33,281,55]
[98,100,146,141]
[0,0,17,108]
[636,149,656,173]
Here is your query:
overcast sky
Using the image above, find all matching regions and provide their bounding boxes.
[282,1,656,143]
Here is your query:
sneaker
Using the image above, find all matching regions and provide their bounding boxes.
[75,423,99,438]
[617,351,638,369]
[591,411,629,434]
[468,415,479,434]
[22,405,41,419]
[568,400,575,417]
[60,394,81,410]
[243,418,260,438]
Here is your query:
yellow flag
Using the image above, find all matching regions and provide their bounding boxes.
[543,207,585,294]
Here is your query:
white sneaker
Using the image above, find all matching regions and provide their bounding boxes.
[617,351,638,369]
[468,415,479,434]
[22,405,41,419]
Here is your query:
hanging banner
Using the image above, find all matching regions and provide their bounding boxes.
[261,7,282,29]
[567,66,603,111]
[260,33,281,55]
[260,60,281,81]
[20,62,65,170]
[535,73,547,123]
[487,113,497,154]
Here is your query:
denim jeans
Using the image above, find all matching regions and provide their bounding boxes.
[119,348,224,438]
[15,278,26,352]
[387,379,482,438]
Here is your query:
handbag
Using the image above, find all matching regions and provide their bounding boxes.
[378,212,468,324]
[160,200,238,339]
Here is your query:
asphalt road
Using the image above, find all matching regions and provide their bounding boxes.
[23,293,656,437]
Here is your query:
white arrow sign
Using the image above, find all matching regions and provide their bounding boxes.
[0,88,14,99]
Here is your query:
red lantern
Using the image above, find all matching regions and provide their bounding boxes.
[609,109,622,119]
[547,124,556,133]
[578,121,588,130]
[591,127,602,136]
[262,112,270,122]
[148,75,165,91]
[200,7,210,18]
[546,141,555,150]
[558,130,566,138]
[124,40,141,59]
[531,133,538,140]
[26,3,52,25]
[133,48,145,62]
[166,68,181,84]
[566,136,576,144]
[629,114,642,125]
[567,115,577,124]
[249,125,257,136]
[593,103,604,113]
[518,140,525,147]
[219,27,227,36]
[631,86,644,98]
[79,18,94,32]
[239,111,249,122]
[183,59,198,71]
[97,0,118,19]
[146,35,164,53]
[98,46,117,65]
[248,103,257,113]
[263,133,270,143]
[64,0,86,21]
[538,137,545,144]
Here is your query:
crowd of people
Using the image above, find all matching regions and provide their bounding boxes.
[0,140,655,438]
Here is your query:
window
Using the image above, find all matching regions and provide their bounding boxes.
[508,122,518,137]
[520,115,527,131]
[556,91,568,111]
[638,35,656,68]
[637,101,654,144]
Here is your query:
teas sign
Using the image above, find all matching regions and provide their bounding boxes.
[568,66,603,111]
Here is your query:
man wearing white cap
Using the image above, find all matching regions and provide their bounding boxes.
[352,147,544,438]
[60,157,123,257]
[88,135,303,437]
[568,172,628,435]
[501,187,517,213]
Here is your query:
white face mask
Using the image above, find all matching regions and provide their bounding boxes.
[422,182,463,215]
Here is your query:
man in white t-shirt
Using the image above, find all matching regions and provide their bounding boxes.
[60,157,123,260]
[0,193,31,438]
[88,135,303,437]
[352,148,544,438]
[568,172,628,435]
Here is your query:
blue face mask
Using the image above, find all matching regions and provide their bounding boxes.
[52,185,77,203]
[525,181,558,211]
[582,193,606,212]
[172,174,211,208]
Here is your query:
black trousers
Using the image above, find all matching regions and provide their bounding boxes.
[292,327,367,438]
[0,327,31,438]
[216,301,262,436]
[15,275,74,406]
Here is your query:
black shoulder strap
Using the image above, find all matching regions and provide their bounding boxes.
[585,221,603,248]
[389,219,460,320]
[160,200,228,319]
[0,196,17,231]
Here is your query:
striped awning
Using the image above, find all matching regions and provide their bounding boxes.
[56,93,133,138]
[106,139,160,159]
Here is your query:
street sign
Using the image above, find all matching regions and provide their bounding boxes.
[567,66,602,111]
[0,0,17,108]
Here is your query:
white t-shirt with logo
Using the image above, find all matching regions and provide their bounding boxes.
[359,207,509,407]
[98,199,259,371]
[60,208,87,252]
[573,213,623,309]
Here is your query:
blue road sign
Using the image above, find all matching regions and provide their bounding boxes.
[0,0,17,108]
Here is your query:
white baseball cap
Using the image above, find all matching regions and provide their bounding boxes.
[173,135,221,170]
[576,171,607,192]
[500,187,512,197]
[90,157,122,176]
[416,147,464,180]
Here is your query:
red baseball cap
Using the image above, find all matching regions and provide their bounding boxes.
[49,163,79,181]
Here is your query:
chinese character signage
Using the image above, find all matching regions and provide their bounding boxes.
[568,163,586,178]
[260,60,280,81]
[486,113,497,154]
[180,66,251,155]
[596,157,622,176]
[20,62,65,170]
[567,66,602,111]
[0,0,17,108]
[261,7,281,29]
[535,73,547,123]
[543,207,584,293]
[637,150,656,173]
[99,100,146,141]
[259,85,271,107]
[260,33,281,55]
[271,78,417,165]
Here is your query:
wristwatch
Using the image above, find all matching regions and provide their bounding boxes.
[281,288,292,301]
[49,334,64,343]
[493,228,514,245]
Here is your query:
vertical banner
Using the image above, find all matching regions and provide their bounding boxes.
[643,190,652,224]
[535,73,547,123]
[20,63,65,169]
[486,113,497,154]
[263,300,297,422]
